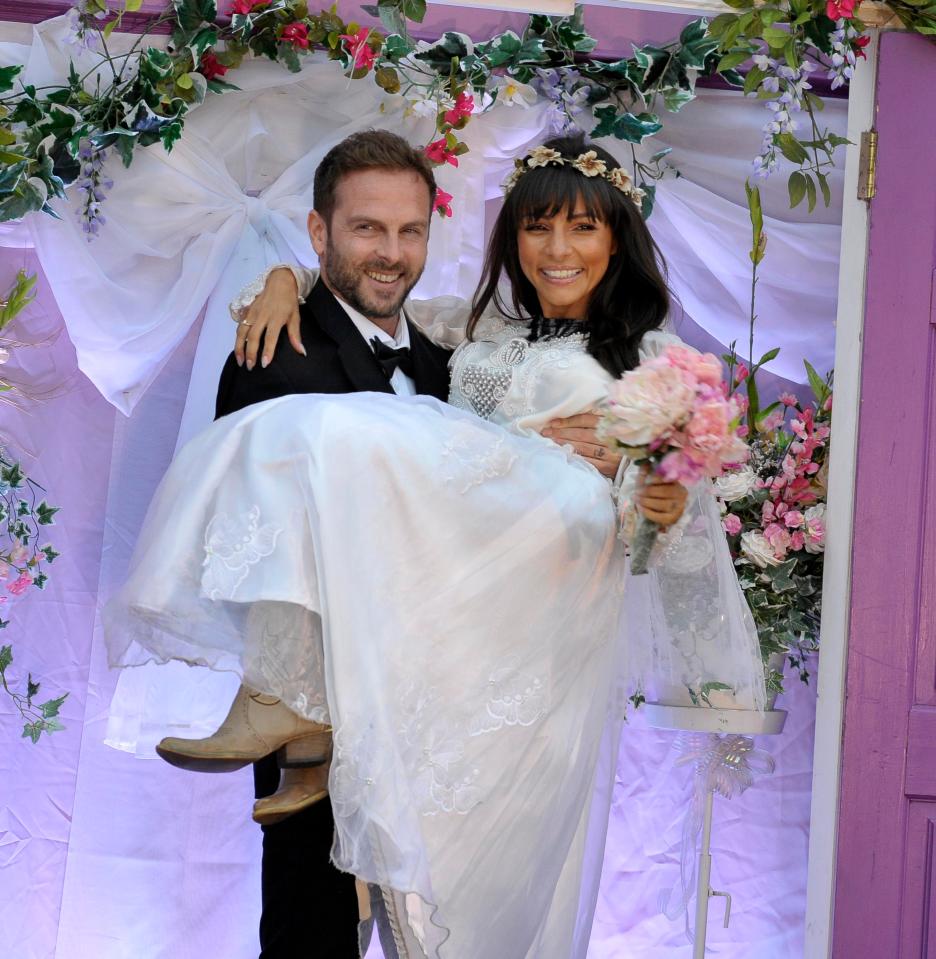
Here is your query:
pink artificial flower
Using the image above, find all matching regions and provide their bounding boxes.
[433,188,454,218]
[735,394,749,413]
[784,510,805,529]
[762,500,776,524]
[228,0,258,13]
[9,543,28,564]
[282,22,310,49]
[734,363,749,384]
[853,34,871,59]
[803,504,827,553]
[823,394,834,412]
[826,0,857,20]
[763,522,792,558]
[425,138,459,168]
[805,462,820,475]
[7,572,32,596]
[791,531,806,551]
[444,92,475,126]
[760,409,785,432]
[722,514,742,536]
[780,392,799,407]
[200,51,228,81]
[0,561,8,580]
[339,27,376,70]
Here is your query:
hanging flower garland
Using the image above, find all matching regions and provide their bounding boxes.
[0,270,66,742]
[1,0,924,231]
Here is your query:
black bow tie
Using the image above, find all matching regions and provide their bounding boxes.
[370,336,415,381]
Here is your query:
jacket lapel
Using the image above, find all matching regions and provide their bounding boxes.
[308,281,394,395]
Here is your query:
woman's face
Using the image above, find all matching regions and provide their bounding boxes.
[517,201,615,321]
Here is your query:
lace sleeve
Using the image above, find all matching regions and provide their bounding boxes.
[229,264,317,323]
[404,296,473,349]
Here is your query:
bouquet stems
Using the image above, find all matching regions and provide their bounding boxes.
[629,514,660,575]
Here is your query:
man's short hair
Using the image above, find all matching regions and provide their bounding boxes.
[313,130,438,223]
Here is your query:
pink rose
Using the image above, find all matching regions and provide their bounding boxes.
[7,572,32,596]
[784,510,805,528]
[686,399,731,453]
[722,514,742,536]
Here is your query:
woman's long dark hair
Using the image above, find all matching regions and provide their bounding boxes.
[468,133,671,378]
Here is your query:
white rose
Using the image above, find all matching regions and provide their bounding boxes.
[740,530,782,569]
[713,466,757,503]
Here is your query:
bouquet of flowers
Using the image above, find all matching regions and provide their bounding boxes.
[599,344,748,574]
[715,351,832,693]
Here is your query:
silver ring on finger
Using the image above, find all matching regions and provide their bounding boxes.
[239,319,252,327]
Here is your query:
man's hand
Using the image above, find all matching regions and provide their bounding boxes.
[235,268,305,370]
[541,411,623,479]
[635,465,688,529]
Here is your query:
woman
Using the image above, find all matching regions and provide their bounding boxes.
[106,134,764,959]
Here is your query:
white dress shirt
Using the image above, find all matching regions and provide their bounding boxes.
[335,297,416,396]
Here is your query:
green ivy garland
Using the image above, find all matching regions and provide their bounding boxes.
[0,0,923,227]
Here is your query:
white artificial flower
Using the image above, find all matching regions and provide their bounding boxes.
[494,77,538,108]
[713,466,757,503]
[740,530,783,568]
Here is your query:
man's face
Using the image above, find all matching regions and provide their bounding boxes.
[308,168,431,320]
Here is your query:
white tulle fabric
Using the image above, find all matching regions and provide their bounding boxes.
[105,300,764,957]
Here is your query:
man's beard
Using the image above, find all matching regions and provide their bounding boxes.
[323,236,423,320]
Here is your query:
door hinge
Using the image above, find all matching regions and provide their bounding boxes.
[858,130,878,201]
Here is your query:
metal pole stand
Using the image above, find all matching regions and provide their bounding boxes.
[644,704,787,956]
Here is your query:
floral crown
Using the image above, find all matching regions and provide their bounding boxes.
[503,145,644,210]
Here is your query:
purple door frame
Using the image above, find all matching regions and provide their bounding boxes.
[832,30,936,959]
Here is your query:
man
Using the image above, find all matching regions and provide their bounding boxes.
[183,129,654,957]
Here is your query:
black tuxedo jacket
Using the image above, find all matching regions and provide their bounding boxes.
[215,278,451,419]
[213,278,450,959]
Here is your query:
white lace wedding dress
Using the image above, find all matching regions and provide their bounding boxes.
[105,293,764,958]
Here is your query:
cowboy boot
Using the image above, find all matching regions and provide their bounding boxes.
[252,762,330,826]
[156,684,331,773]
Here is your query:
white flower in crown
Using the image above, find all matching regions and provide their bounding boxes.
[502,158,526,193]
[608,166,633,194]
[572,150,607,177]
[527,146,564,169]
[630,185,647,210]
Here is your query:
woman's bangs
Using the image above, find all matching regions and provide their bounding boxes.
[511,165,613,224]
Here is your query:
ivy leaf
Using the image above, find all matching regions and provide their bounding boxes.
[23,721,43,744]
[188,26,219,65]
[416,31,472,70]
[591,105,618,139]
[0,65,21,94]
[27,674,40,700]
[173,0,217,32]
[632,44,672,87]
[614,111,663,143]
[40,693,68,719]
[0,643,11,672]
[640,183,656,219]
[382,34,412,61]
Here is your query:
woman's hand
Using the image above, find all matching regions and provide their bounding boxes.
[235,268,305,369]
[635,465,688,529]
[541,412,624,479]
